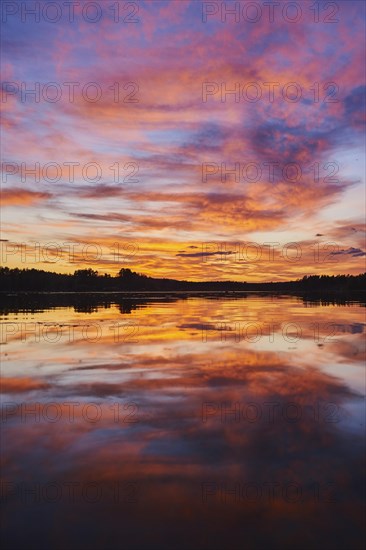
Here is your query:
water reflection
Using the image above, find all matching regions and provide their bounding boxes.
[1,296,365,549]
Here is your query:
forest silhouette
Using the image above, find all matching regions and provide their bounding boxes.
[1,267,365,294]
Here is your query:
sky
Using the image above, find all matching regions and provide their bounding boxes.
[1,0,365,282]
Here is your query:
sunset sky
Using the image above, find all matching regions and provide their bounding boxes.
[1,0,365,282]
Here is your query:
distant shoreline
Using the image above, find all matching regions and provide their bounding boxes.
[2,289,366,295]
[1,267,365,294]
[2,288,365,315]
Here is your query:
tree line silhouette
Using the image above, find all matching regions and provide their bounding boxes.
[1,266,365,293]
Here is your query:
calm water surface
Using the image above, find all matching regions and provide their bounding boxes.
[1,295,365,549]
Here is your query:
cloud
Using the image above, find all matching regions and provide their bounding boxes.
[1,188,53,206]
[330,247,366,257]
[176,251,232,258]
[1,377,51,393]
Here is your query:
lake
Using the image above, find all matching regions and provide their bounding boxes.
[1,294,365,549]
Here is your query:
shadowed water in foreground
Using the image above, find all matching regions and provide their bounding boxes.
[1,294,365,549]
